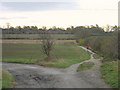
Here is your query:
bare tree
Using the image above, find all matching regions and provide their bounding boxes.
[106,24,112,32]
[6,22,10,29]
[40,32,55,61]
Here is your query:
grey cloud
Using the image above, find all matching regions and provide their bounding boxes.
[0,17,27,20]
[1,2,79,11]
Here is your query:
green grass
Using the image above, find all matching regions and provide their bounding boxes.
[93,54,101,59]
[0,69,1,89]
[77,62,94,72]
[100,60,118,88]
[89,35,111,39]
[3,34,75,40]
[2,70,14,88]
[2,43,90,68]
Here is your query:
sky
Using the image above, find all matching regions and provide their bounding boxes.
[0,0,119,28]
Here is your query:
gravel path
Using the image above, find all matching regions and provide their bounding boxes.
[2,46,111,88]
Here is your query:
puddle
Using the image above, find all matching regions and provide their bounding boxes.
[25,65,38,69]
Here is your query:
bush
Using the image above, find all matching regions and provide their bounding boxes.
[83,35,118,61]
[84,37,102,53]
[100,36,118,60]
[78,39,85,46]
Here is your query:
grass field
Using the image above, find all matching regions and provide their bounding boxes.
[93,54,101,59]
[88,35,111,39]
[77,62,94,72]
[2,43,90,68]
[100,60,119,88]
[2,70,14,88]
[2,34,75,40]
[2,40,76,44]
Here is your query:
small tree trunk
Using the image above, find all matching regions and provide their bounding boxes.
[46,51,50,61]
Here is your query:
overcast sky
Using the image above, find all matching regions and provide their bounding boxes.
[0,0,119,28]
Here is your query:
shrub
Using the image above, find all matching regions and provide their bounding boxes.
[78,39,85,46]
[84,35,118,61]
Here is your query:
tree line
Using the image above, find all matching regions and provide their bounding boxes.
[2,24,118,34]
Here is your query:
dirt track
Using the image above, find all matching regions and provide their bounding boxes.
[2,46,111,88]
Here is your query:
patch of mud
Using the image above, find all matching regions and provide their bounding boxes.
[8,70,60,88]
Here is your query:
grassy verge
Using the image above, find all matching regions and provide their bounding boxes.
[2,43,90,68]
[2,70,14,88]
[100,60,118,88]
[93,54,101,59]
[77,62,94,72]
[0,68,1,89]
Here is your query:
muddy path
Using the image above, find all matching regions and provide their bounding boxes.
[2,46,111,88]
